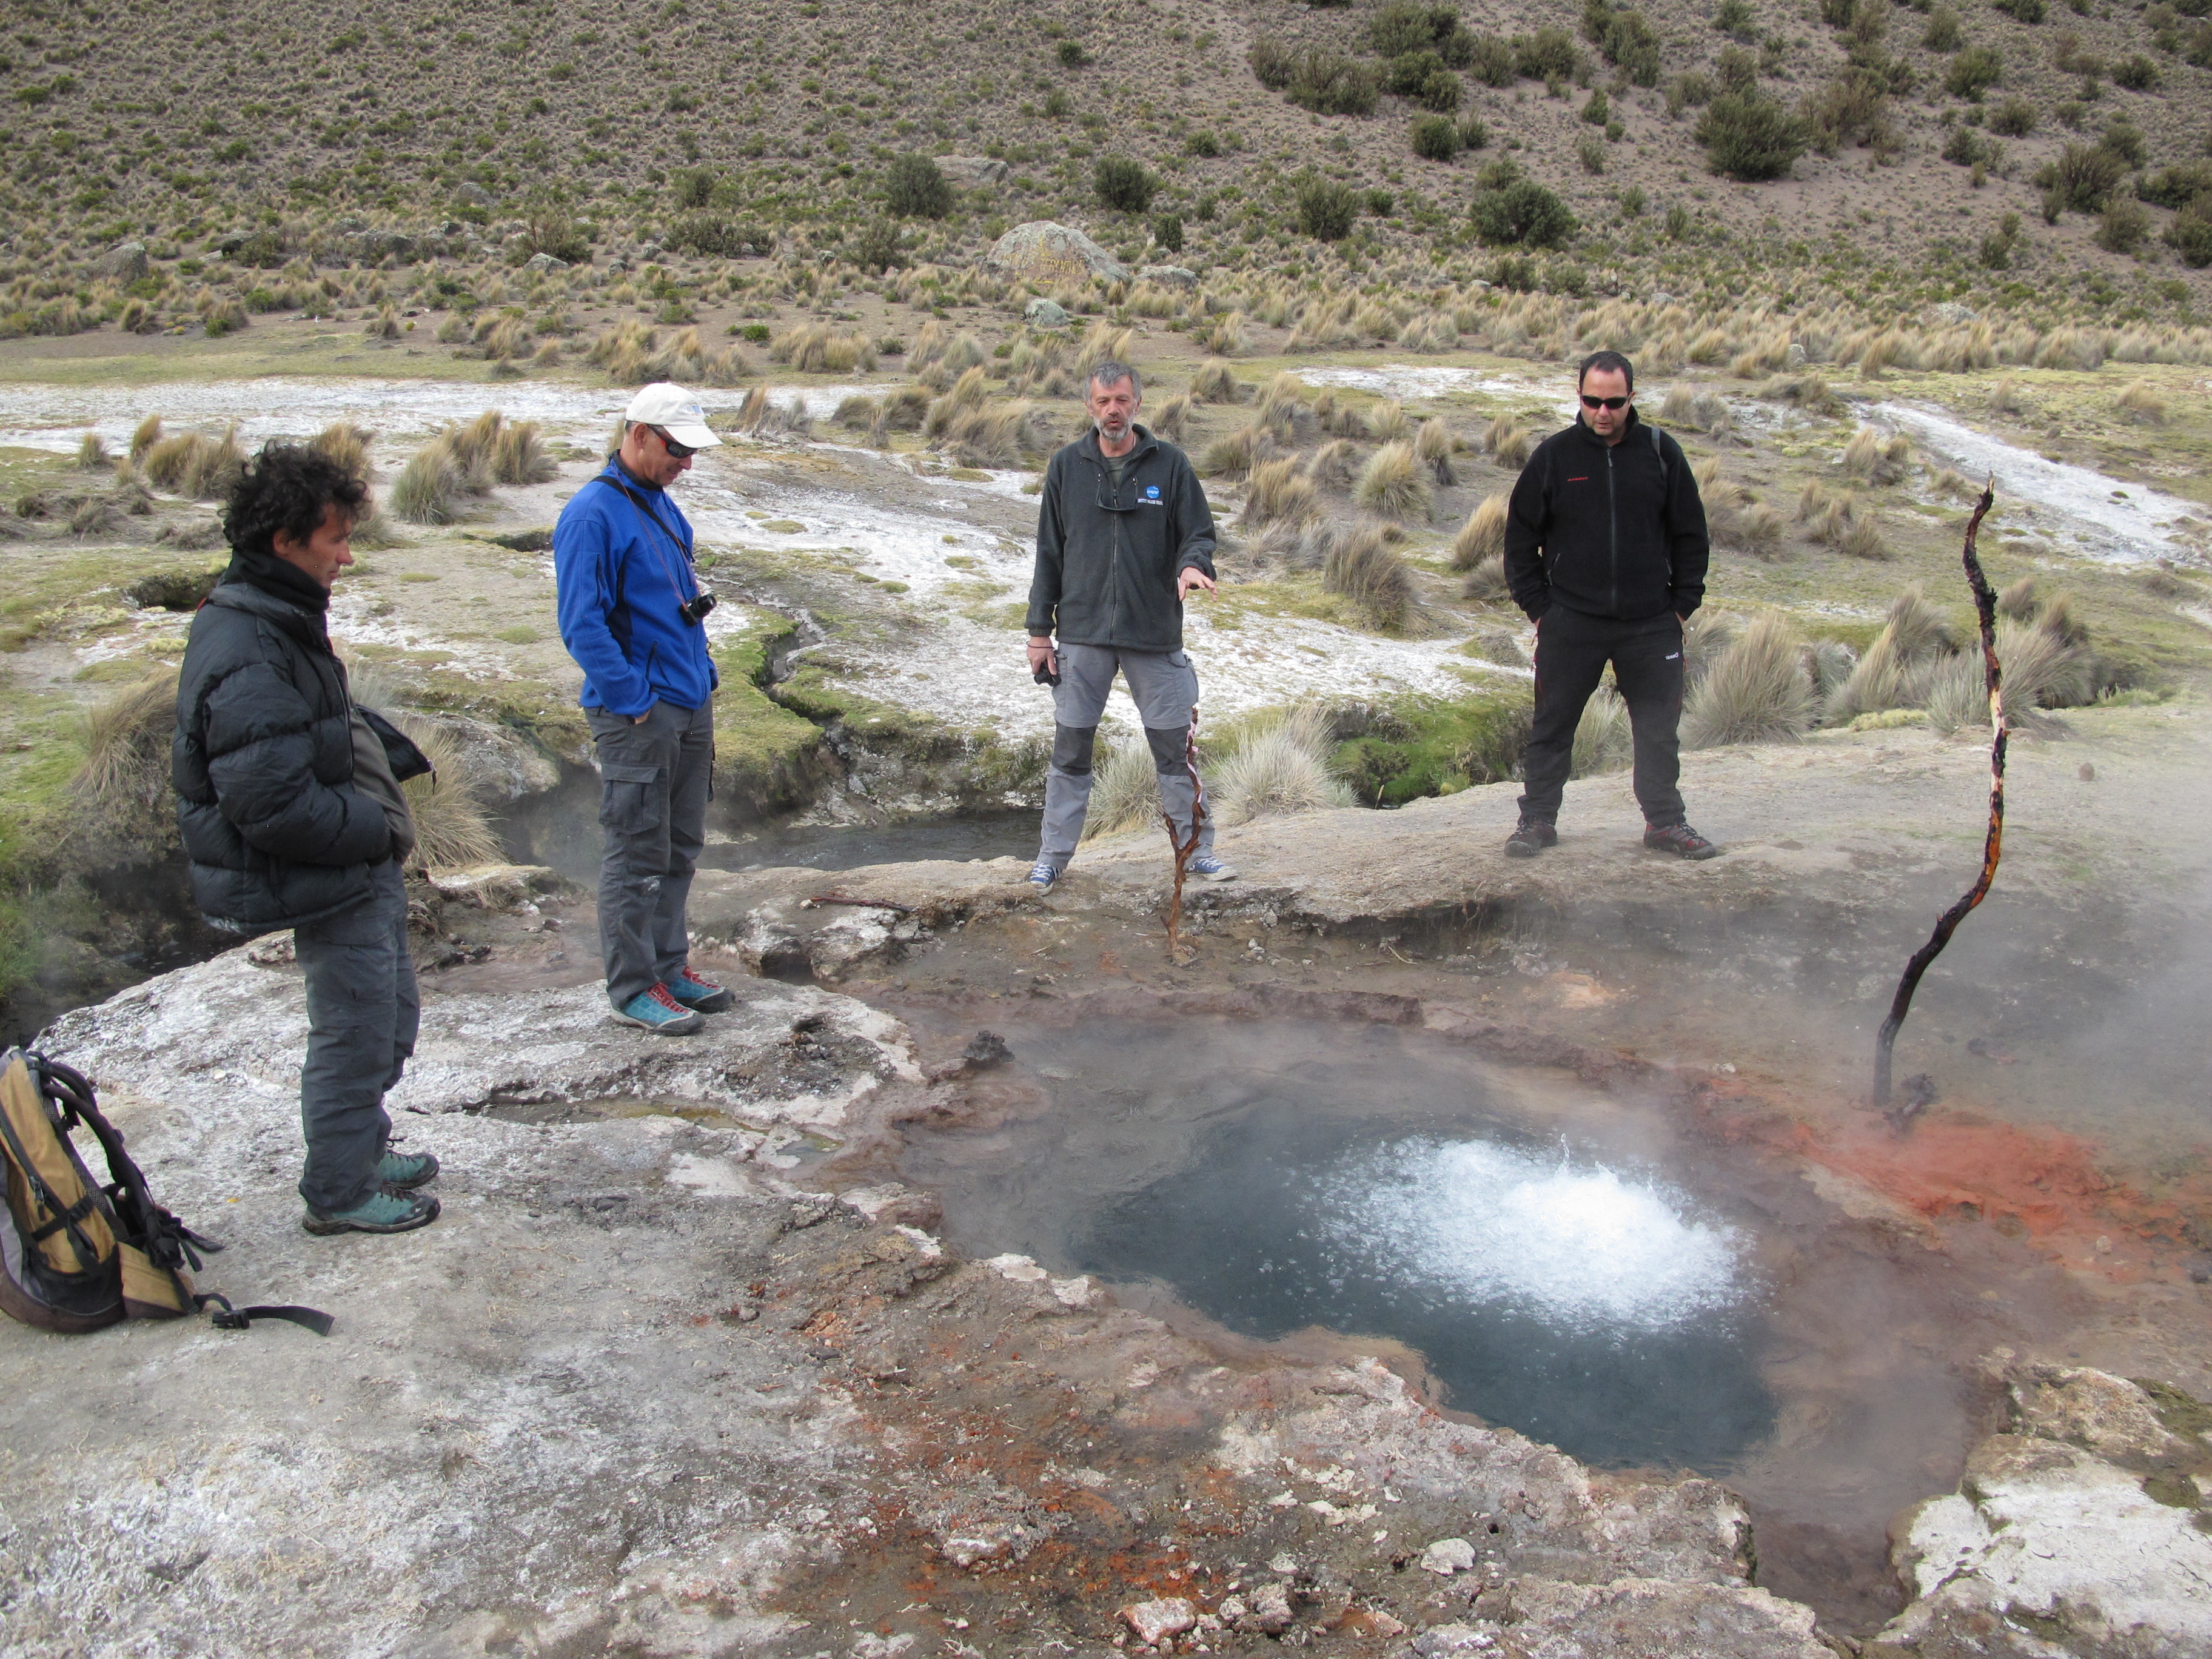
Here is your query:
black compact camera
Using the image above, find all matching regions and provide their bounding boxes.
[680,589,718,626]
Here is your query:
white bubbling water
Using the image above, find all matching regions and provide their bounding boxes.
[1315,1138,1748,1335]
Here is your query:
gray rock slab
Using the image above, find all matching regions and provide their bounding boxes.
[987,220,1128,287]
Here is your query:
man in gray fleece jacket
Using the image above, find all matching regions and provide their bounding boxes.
[1023,361,1231,891]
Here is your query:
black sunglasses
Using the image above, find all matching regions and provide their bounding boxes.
[1579,394,1631,411]
[649,424,699,459]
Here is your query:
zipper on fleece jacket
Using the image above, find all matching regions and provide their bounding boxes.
[1604,443,1620,615]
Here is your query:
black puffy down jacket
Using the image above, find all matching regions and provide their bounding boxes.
[172,575,392,932]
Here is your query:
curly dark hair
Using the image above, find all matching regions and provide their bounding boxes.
[221,441,370,561]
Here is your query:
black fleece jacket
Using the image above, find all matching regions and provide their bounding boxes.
[172,549,392,933]
[1503,410,1709,624]
[1026,425,1216,652]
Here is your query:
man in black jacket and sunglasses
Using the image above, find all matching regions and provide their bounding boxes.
[1502,350,1722,861]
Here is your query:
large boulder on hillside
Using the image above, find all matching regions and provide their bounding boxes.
[98,241,149,284]
[987,221,1127,287]
[936,155,1008,189]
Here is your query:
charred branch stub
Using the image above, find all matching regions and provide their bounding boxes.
[1873,478,2005,1114]
[1159,707,1205,963]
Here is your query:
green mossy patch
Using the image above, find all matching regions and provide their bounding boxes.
[711,612,829,813]
[1331,687,1534,807]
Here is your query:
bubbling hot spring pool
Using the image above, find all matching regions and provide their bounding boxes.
[891,1009,2042,1626]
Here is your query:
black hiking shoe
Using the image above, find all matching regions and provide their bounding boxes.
[1644,822,1723,860]
[1503,819,1558,859]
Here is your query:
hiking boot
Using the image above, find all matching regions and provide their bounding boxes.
[374,1144,439,1189]
[1027,860,1062,891]
[1644,822,1723,860]
[1504,819,1558,859]
[614,984,705,1035]
[1187,854,1239,882]
[303,1184,440,1237]
[668,966,736,1013]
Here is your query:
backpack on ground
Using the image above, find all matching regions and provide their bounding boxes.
[0,1047,331,1337]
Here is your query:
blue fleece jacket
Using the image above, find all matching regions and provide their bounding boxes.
[553,460,718,717]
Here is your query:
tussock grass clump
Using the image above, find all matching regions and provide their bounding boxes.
[1415,419,1458,486]
[1241,457,1321,532]
[1255,374,1316,444]
[73,668,183,853]
[1572,684,1631,778]
[1369,400,1413,444]
[769,323,878,374]
[1304,438,1359,493]
[390,443,469,525]
[129,415,163,464]
[1482,415,1532,467]
[1758,372,1842,417]
[1207,706,1353,826]
[1188,359,1244,404]
[2116,380,2167,425]
[1354,441,1433,522]
[1074,321,1138,377]
[1839,517,1889,560]
[1202,423,1275,481]
[1658,385,1732,432]
[1460,556,1512,603]
[1151,393,1191,443]
[1683,613,1815,748]
[910,321,987,377]
[1202,312,1252,357]
[75,432,108,471]
[309,421,374,482]
[396,717,503,870]
[1841,426,1912,485]
[143,426,247,501]
[1451,492,1510,571]
[1324,525,1421,634]
[1832,586,1956,720]
[1079,736,1161,840]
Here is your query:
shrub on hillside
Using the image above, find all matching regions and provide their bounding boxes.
[1470,178,1578,246]
[2039,141,2128,216]
[1513,25,1583,82]
[1987,96,2037,138]
[2168,201,2212,267]
[1467,32,1516,85]
[666,213,765,258]
[886,153,953,218]
[1410,113,1461,161]
[1945,46,2002,99]
[1583,0,1663,86]
[1152,213,1183,253]
[1803,70,1891,153]
[1295,173,1362,241]
[1095,155,1156,212]
[1696,93,1807,180]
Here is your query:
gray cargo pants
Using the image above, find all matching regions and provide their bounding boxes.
[587,698,712,1009]
[1038,642,1216,868]
[294,857,418,1213]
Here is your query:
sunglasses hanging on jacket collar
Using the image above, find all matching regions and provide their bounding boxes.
[1579,394,1630,411]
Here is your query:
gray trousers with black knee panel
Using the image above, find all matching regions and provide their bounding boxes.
[587,698,713,1008]
[1037,642,1215,868]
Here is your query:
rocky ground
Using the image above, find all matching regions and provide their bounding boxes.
[8,699,2212,1657]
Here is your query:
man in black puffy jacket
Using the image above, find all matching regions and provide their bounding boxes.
[1503,350,1723,861]
[173,443,441,1236]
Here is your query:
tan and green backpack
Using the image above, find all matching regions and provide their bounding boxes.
[0,1047,330,1337]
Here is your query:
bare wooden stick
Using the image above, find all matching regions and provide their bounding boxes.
[1159,706,1205,959]
[1873,477,2004,1110]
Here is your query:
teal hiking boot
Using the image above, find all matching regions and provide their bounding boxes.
[614,984,705,1035]
[668,966,736,1013]
[303,1184,440,1237]
[375,1144,440,1188]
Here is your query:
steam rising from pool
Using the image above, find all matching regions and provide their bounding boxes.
[1313,1138,1748,1336]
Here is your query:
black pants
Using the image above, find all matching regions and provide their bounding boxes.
[1518,606,1686,828]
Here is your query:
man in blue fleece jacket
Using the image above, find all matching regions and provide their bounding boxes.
[554,383,737,1034]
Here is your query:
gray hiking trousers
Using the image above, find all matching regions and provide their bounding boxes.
[1038,642,1215,868]
[294,857,418,1213]
[587,698,712,1009]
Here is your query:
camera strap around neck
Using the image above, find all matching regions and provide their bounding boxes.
[592,472,701,618]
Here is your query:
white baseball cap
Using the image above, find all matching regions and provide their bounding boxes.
[624,382,722,449]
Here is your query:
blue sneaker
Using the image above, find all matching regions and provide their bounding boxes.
[1187,854,1239,882]
[303,1184,440,1236]
[375,1144,439,1188]
[1027,861,1061,891]
[668,966,736,1013]
[614,984,705,1035]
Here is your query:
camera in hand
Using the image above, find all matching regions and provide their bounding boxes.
[679,588,717,626]
[1032,658,1061,686]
